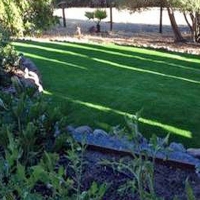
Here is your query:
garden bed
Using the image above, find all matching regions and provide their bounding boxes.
[64,125,200,199]
[80,149,200,200]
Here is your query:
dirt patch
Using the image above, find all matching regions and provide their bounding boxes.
[82,32,200,55]
[118,33,200,55]
[73,149,200,200]
[38,27,200,55]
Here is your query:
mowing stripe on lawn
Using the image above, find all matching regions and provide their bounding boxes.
[13,40,200,147]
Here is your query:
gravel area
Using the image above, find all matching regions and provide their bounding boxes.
[34,7,200,55]
[48,7,190,37]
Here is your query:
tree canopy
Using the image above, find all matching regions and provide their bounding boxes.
[116,0,200,42]
[0,0,57,36]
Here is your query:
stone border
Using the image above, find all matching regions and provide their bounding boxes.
[67,125,200,174]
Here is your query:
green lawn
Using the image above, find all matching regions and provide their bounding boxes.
[13,40,200,147]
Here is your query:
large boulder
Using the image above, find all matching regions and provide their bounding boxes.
[16,55,43,92]
[18,55,41,77]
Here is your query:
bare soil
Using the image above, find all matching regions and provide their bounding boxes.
[40,26,200,55]
[81,149,200,200]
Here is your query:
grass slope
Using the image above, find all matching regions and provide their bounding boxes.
[13,40,200,147]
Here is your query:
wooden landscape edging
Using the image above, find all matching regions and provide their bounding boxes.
[80,142,196,171]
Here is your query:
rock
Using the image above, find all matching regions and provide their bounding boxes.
[20,77,38,91]
[19,55,40,75]
[168,151,200,166]
[169,142,186,152]
[187,148,200,159]
[93,129,108,136]
[14,55,43,92]
[24,68,43,92]
[74,126,93,134]
[66,125,75,133]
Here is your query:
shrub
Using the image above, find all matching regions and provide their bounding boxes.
[0,25,19,87]
[0,0,58,36]
[0,88,107,199]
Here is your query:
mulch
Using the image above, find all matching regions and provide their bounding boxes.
[80,149,200,200]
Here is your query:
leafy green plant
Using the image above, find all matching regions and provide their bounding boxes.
[0,25,10,47]
[0,137,42,199]
[125,110,143,142]
[0,88,68,166]
[0,89,107,199]
[0,146,71,199]
[110,110,143,149]
[124,111,170,162]
[85,9,107,32]
[66,140,107,200]
[149,133,170,163]
[0,26,19,88]
[101,113,171,200]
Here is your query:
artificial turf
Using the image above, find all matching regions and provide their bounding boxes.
[13,40,200,147]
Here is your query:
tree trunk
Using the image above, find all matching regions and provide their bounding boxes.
[195,13,200,43]
[189,12,196,42]
[193,14,197,42]
[183,12,193,41]
[62,5,66,27]
[183,12,193,33]
[159,6,163,33]
[96,24,100,33]
[167,7,185,42]
[110,3,113,31]
[189,12,200,43]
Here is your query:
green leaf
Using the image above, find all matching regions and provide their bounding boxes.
[58,166,65,177]
[90,181,98,195]
[12,95,25,118]
[85,12,95,20]
[16,162,26,180]
[0,98,8,110]
[161,133,170,146]
[150,134,158,148]
[185,178,196,200]
[22,122,37,140]
[32,165,46,182]
[94,9,107,21]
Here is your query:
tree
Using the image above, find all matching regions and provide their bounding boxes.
[85,9,107,32]
[116,0,200,42]
[54,0,108,7]
[0,0,57,36]
[170,0,200,42]
[165,0,185,42]
[0,0,25,36]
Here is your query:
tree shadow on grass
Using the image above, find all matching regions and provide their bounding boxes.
[16,40,200,74]
[13,40,200,147]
